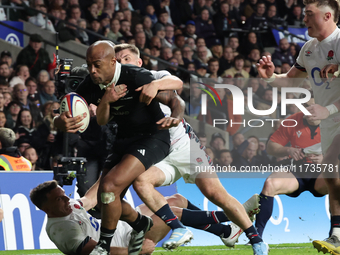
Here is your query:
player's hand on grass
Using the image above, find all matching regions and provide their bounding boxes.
[54,111,86,133]
[320,64,339,81]
[157,117,180,129]
[135,82,158,105]
[307,153,323,164]
[257,55,275,79]
[287,147,305,161]
[306,104,330,121]
[140,239,155,254]
[104,84,127,103]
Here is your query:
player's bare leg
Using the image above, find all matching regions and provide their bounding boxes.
[195,172,268,255]
[133,167,193,250]
[314,135,340,254]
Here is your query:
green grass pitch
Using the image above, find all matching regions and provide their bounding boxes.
[0,243,319,254]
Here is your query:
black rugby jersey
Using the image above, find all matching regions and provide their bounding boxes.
[76,63,165,138]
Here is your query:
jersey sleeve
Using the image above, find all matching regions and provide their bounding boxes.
[48,221,89,255]
[270,123,290,146]
[295,42,308,72]
[151,70,171,79]
[134,68,155,89]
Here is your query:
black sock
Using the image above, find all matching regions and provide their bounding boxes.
[330,216,340,236]
[128,212,149,233]
[155,204,185,229]
[181,209,229,225]
[245,225,263,245]
[255,193,274,238]
[187,200,201,210]
[98,227,115,252]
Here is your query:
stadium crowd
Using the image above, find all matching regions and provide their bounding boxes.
[0,0,313,171]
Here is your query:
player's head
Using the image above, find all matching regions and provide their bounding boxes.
[0,127,15,149]
[303,0,340,39]
[114,43,143,67]
[86,40,116,85]
[30,180,72,217]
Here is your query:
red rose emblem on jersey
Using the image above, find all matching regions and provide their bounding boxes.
[74,204,80,209]
[327,50,334,60]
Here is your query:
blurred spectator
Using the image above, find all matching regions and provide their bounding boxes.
[0,111,6,128]
[281,62,291,73]
[216,149,233,167]
[205,146,215,164]
[244,1,267,31]
[247,48,261,77]
[142,16,153,40]
[0,61,11,82]
[210,38,223,59]
[158,46,173,69]
[197,132,207,147]
[135,31,147,50]
[150,46,160,70]
[0,127,31,171]
[133,23,144,34]
[39,80,58,106]
[271,38,295,67]
[25,77,40,106]
[37,70,50,88]
[227,35,239,54]
[29,4,56,32]
[178,0,196,24]
[273,59,282,74]
[205,0,216,16]
[114,10,124,21]
[206,58,221,81]
[243,0,257,19]
[77,19,89,45]
[289,43,300,61]
[195,45,210,67]
[186,37,196,51]
[172,48,185,67]
[210,132,226,152]
[186,81,202,117]
[149,35,162,49]
[141,48,152,70]
[287,5,304,26]
[1,51,13,70]
[88,18,104,44]
[14,109,37,146]
[241,32,263,56]
[222,54,249,78]
[12,83,42,125]
[9,65,30,88]
[0,2,6,21]
[231,132,244,155]
[84,2,99,21]
[243,59,252,74]
[2,0,36,21]
[23,146,41,170]
[5,101,22,130]
[116,0,134,12]
[163,24,174,46]
[120,19,133,38]
[16,34,54,78]
[196,62,208,77]
[69,4,82,22]
[173,34,186,50]
[194,8,216,47]
[232,140,260,169]
[99,12,111,30]
[107,19,123,42]
[95,0,104,15]
[104,0,115,16]
[3,92,11,107]
[145,3,157,25]
[150,0,180,26]
[48,5,64,31]
[218,45,234,76]
[183,20,197,40]
[213,1,238,40]
[234,73,246,89]
[153,9,171,34]
[256,88,277,118]
[182,45,195,67]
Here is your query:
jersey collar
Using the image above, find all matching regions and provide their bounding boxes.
[99,62,122,90]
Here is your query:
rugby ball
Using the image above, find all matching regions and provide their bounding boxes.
[60,92,90,133]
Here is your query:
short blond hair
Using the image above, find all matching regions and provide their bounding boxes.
[113,43,140,58]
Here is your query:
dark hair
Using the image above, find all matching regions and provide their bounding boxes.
[25,77,37,86]
[15,109,34,130]
[303,0,340,23]
[30,180,58,209]
[217,149,231,159]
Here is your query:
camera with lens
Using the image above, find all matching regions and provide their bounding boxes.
[55,58,73,98]
[53,157,87,186]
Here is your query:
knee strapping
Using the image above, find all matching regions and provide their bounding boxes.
[101,192,116,204]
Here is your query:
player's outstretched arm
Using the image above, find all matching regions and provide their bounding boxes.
[135,74,183,105]
[257,55,307,88]
[53,111,85,133]
[156,91,185,129]
[267,140,304,161]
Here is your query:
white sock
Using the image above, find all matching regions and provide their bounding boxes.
[332,227,340,238]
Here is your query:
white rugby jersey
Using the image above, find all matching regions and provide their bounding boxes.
[46,199,131,255]
[296,27,340,126]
